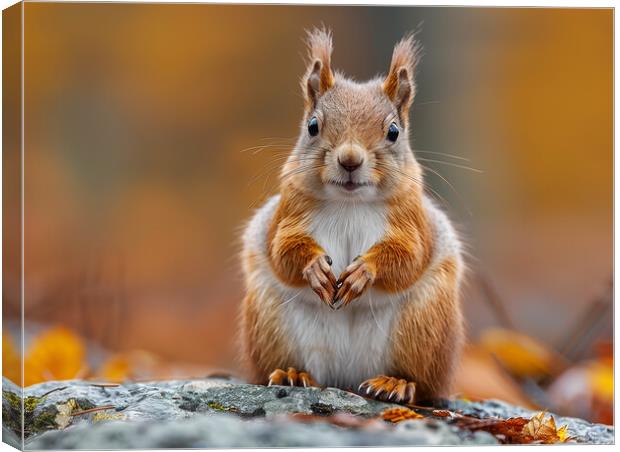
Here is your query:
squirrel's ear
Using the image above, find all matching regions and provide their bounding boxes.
[302,28,335,111]
[382,34,421,124]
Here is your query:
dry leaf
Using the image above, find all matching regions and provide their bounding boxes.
[431,409,454,417]
[25,327,87,386]
[100,354,131,383]
[54,399,79,429]
[99,350,161,382]
[455,416,529,443]
[479,328,566,379]
[521,411,572,444]
[382,407,424,423]
[547,354,613,425]
[2,333,21,384]
[454,345,536,408]
[455,411,572,444]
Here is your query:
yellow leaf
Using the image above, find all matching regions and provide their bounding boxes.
[557,425,570,442]
[2,333,21,384]
[479,328,565,379]
[24,327,87,386]
[588,359,613,401]
[99,354,131,383]
[522,411,572,443]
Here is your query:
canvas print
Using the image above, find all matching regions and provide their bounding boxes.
[1,2,614,449]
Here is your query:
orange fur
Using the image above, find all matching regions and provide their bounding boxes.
[388,257,464,400]
[240,30,463,401]
[240,287,298,384]
[267,189,322,286]
[363,179,433,293]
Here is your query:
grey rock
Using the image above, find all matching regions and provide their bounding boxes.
[2,377,613,449]
[27,414,498,449]
[443,398,614,444]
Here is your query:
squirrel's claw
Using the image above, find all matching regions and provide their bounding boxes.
[334,257,375,309]
[359,375,416,404]
[267,367,318,388]
[303,254,337,306]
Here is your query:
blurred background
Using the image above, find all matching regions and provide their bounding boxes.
[3,4,612,424]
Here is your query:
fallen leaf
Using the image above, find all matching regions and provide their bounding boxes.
[521,411,572,444]
[455,416,529,443]
[431,409,454,418]
[382,407,424,423]
[25,327,87,386]
[455,411,572,444]
[2,333,21,384]
[55,399,79,429]
[454,345,536,408]
[99,350,161,382]
[100,354,131,383]
[478,328,566,379]
[547,354,613,424]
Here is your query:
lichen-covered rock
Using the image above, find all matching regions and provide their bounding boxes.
[26,414,499,449]
[1,377,613,449]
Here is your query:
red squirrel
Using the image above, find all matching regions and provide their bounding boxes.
[240,29,464,404]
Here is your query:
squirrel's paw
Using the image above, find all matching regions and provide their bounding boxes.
[333,256,376,309]
[359,375,416,404]
[267,367,318,387]
[303,254,337,306]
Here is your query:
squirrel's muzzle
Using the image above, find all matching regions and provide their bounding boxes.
[335,143,365,173]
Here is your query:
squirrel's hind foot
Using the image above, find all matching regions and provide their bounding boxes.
[268,367,318,387]
[359,375,416,404]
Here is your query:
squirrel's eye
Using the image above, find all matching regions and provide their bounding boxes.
[307,116,319,137]
[387,122,399,142]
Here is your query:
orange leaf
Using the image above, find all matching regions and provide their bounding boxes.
[2,333,21,384]
[382,407,424,423]
[479,328,567,379]
[521,412,573,444]
[24,327,87,386]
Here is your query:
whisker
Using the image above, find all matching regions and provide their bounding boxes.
[239,144,292,154]
[280,164,326,181]
[375,162,455,212]
[412,149,470,162]
[369,292,389,340]
[280,290,303,307]
[418,163,473,217]
[258,136,297,143]
[414,100,440,107]
[247,156,323,187]
[416,158,482,173]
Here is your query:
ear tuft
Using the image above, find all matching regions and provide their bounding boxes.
[301,27,335,111]
[383,33,422,121]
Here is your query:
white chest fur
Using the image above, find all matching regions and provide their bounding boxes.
[308,201,387,276]
[280,201,401,388]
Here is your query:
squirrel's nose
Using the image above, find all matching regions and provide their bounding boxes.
[338,156,363,173]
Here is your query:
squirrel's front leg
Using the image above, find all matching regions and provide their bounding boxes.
[269,228,337,306]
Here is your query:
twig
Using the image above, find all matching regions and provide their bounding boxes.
[555,277,612,363]
[37,386,68,399]
[475,271,515,330]
[88,383,120,388]
[71,405,116,416]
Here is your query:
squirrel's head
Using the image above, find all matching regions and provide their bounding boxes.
[283,28,423,202]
